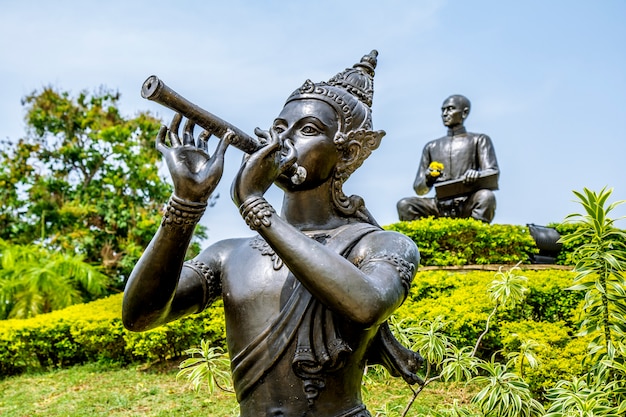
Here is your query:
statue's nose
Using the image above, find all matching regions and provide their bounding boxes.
[277,126,294,142]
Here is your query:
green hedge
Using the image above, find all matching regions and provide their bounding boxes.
[391,267,588,396]
[395,268,582,351]
[385,218,538,266]
[385,218,626,267]
[0,294,226,376]
[1,268,584,394]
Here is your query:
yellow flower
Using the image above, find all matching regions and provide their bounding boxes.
[429,161,444,177]
[429,161,444,171]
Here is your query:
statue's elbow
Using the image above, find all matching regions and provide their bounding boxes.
[351,311,379,329]
[123,321,139,332]
[122,317,139,332]
[123,315,160,333]
[358,311,392,329]
[122,301,159,332]
[122,309,145,332]
[351,298,393,329]
[415,184,429,196]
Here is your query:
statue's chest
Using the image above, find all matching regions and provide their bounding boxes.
[221,237,295,318]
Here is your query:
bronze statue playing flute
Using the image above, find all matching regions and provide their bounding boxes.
[123,50,423,417]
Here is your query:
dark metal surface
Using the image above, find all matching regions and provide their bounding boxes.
[397,95,500,223]
[123,51,422,417]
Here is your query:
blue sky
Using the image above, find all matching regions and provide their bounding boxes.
[1,0,625,244]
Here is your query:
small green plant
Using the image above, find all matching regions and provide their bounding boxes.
[372,401,404,417]
[176,339,233,394]
[470,264,529,358]
[506,338,540,378]
[390,263,543,417]
[465,265,543,417]
[544,376,625,417]
[542,187,626,416]
[560,187,626,355]
[430,400,481,416]
[471,356,543,417]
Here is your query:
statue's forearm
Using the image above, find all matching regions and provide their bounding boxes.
[123,196,206,331]
[238,197,404,327]
[414,172,433,195]
[272,226,389,325]
[414,178,430,195]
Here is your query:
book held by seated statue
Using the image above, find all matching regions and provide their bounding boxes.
[434,172,499,200]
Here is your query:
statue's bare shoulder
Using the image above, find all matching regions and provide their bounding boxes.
[348,229,419,293]
[195,237,253,265]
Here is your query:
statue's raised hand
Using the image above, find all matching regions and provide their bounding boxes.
[231,126,297,206]
[156,113,231,203]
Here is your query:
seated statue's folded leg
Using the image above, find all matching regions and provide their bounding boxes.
[462,189,496,223]
[396,197,439,221]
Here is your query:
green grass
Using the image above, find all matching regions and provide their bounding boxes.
[0,361,238,417]
[0,361,476,416]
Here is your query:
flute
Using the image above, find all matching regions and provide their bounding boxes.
[141,75,264,154]
[141,76,306,184]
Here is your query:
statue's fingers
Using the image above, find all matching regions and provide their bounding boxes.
[248,127,279,161]
[254,127,275,148]
[269,126,282,146]
[280,139,298,169]
[168,113,183,146]
[198,130,211,152]
[155,125,169,153]
[212,129,233,160]
[182,119,196,146]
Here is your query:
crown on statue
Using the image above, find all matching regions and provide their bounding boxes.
[286,50,379,133]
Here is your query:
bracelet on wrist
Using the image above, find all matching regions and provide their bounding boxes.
[162,194,208,230]
[239,196,275,231]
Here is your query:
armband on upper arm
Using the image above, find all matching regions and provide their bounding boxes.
[357,254,416,295]
[183,259,221,311]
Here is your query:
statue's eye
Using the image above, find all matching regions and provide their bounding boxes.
[301,125,320,135]
[273,125,285,134]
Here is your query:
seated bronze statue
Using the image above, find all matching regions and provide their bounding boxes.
[396,95,499,223]
[123,50,422,417]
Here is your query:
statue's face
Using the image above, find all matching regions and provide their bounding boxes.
[441,97,467,128]
[273,99,340,190]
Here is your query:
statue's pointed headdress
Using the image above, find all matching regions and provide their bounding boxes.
[286,50,386,222]
[286,50,380,134]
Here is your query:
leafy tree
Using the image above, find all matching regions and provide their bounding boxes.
[0,87,177,290]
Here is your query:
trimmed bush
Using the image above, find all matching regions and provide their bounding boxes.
[385,217,538,266]
[0,294,226,376]
[0,267,584,397]
[386,218,626,267]
[499,320,591,396]
[394,268,583,358]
